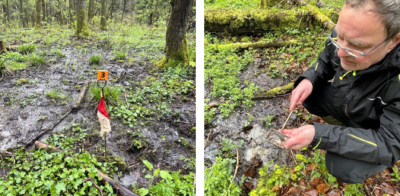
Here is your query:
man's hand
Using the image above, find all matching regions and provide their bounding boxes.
[290,79,313,111]
[282,125,315,150]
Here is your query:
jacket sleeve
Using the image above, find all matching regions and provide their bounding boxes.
[294,31,337,88]
[310,100,400,166]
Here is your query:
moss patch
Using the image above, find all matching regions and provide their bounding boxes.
[75,8,89,36]
[156,37,189,69]
[252,82,294,100]
[96,155,129,173]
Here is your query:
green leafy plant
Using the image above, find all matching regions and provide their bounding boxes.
[244,115,254,127]
[89,55,101,65]
[205,157,242,196]
[115,51,126,60]
[18,44,36,54]
[137,160,195,196]
[90,85,122,106]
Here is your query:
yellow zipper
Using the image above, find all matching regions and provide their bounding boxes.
[348,134,377,147]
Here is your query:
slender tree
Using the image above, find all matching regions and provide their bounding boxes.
[5,0,10,23]
[75,0,89,36]
[156,0,192,68]
[100,0,106,29]
[69,0,74,28]
[35,0,41,29]
[19,0,25,27]
[88,0,94,21]
[42,0,46,21]
[121,0,126,22]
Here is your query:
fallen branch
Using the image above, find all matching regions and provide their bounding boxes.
[25,109,72,147]
[204,130,213,149]
[205,7,335,34]
[225,147,239,196]
[252,83,294,100]
[35,141,61,153]
[34,142,139,196]
[83,178,104,196]
[72,83,88,111]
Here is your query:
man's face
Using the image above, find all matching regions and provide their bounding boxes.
[336,2,399,71]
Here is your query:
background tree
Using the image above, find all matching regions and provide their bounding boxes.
[42,0,45,21]
[75,0,88,36]
[19,0,25,27]
[69,0,74,28]
[88,0,94,21]
[100,0,106,30]
[156,0,192,68]
[35,0,41,29]
[5,0,9,23]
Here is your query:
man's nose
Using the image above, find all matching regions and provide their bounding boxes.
[337,47,352,58]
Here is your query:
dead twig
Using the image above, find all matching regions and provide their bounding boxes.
[139,145,153,155]
[204,130,213,149]
[83,177,104,196]
[225,147,239,196]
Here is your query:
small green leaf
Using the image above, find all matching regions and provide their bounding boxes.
[142,160,153,171]
[138,188,149,196]
[145,174,152,179]
[160,170,172,180]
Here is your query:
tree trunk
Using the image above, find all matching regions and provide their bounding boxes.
[57,0,63,24]
[19,0,25,27]
[0,40,6,54]
[6,0,10,23]
[107,0,115,19]
[156,0,192,68]
[69,0,74,28]
[88,0,94,21]
[42,0,46,21]
[75,0,89,36]
[100,0,106,29]
[35,0,41,29]
[121,0,126,22]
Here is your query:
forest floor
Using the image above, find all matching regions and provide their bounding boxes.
[204,25,400,196]
[0,21,196,195]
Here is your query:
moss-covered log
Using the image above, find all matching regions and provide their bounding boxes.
[75,0,89,36]
[0,40,6,54]
[252,82,294,100]
[208,37,325,50]
[205,7,335,34]
[156,0,192,69]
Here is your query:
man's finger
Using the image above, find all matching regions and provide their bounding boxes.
[284,138,299,149]
[297,91,310,107]
[290,91,300,111]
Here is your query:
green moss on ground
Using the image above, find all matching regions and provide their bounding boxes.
[253,83,294,99]
[96,155,129,173]
[156,37,189,69]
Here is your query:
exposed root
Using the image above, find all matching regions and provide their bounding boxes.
[225,147,239,196]
[83,177,104,196]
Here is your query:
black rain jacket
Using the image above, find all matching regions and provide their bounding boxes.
[295,30,400,166]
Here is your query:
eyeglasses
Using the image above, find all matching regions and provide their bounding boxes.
[328,33,389,57]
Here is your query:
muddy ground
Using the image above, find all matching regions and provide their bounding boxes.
[0,40,196,189]
[204,54,300,191]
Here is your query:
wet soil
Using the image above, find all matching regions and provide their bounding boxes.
[205,56,299,191]
[0,44,196,189]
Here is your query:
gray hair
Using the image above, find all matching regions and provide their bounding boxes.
[345,0,400,39]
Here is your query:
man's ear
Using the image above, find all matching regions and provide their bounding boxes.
[387,32,400,52]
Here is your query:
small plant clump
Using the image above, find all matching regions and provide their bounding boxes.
[90,85,122,106]
[89,55,101,65]
[115,51,126,60]
[30,53,45,66]
[18,44,37,54]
